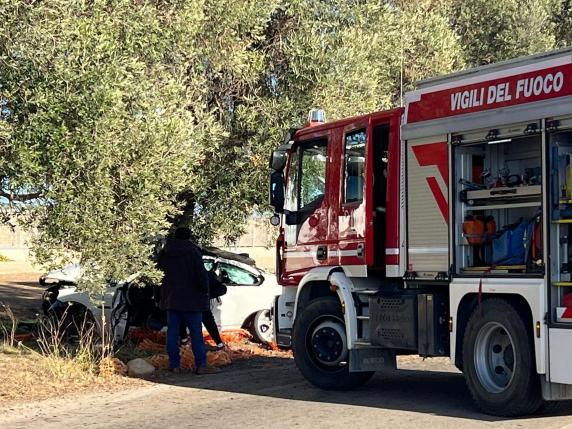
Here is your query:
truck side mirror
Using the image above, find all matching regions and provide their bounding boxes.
[269,150,287,171]
[269,170,285,213]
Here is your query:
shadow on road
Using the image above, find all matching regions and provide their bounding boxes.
[154,356,572,422]
[0,278,44,320]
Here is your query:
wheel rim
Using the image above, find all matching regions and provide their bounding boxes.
[256,310,273,343]
[474,321,516,394]
[307,316,348,369]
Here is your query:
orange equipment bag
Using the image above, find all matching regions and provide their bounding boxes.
[463,215,484,245]
[463,215,495,246]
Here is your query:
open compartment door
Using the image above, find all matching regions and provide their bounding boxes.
[547,125,572,384]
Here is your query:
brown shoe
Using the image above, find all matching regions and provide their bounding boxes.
[195,365,221,375]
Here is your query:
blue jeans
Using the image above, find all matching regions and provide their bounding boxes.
[167,310,207,369]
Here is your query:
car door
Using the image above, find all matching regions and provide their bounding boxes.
[210,258,271,330]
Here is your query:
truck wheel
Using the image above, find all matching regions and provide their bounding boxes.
[463,299,541,416]
[292,296,374,390]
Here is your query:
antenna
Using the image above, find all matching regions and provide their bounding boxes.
[400,16,404,108]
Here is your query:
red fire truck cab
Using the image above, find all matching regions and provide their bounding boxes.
[269,48,572,416]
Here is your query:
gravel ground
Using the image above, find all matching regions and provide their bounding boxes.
[1,355,571,429]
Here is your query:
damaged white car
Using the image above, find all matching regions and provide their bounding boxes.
[40,248,280,344]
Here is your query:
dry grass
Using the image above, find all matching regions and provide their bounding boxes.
[34,309,101,373]
[0,344,140,406]
[0,305,141,407]
[0,303,17,348]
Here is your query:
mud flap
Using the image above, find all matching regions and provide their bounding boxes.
[541,376,572,401]
[349,348,396,372]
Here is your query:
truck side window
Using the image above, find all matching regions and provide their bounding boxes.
[344,129,366,204]
[299,141,327,210]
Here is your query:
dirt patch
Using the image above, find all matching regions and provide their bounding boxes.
[398,355,460,372]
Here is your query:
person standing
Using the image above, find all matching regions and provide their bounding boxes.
[203,269,226,351]
[158,227,220,374]
[180,269,226,351]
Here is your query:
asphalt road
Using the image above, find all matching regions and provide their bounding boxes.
[1,356,572,429]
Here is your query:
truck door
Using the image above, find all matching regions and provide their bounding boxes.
[281,134,331,284]
[338,123,369,270]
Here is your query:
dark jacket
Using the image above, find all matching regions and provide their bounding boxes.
[208,270,227,299]
[158,239,209,312]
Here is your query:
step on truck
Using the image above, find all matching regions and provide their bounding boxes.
[268,48,572,416]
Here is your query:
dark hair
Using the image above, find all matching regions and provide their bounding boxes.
[174,227,191,240]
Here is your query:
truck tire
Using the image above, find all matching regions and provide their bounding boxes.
[292,296,374,390]
[462,298,541,416]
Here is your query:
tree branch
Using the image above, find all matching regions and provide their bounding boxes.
[0,175,43,202]
[0,188,42,202]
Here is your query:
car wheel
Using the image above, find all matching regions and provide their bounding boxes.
[41,304,99,345]
[292,297,374,390]
[251,309,273,344]
[463,298,541,416]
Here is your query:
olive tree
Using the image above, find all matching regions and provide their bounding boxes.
[0,1,209,287]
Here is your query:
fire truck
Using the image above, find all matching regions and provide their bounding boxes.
[268,48,572,416]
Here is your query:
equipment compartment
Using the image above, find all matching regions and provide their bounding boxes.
[453,125,543,276]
